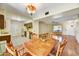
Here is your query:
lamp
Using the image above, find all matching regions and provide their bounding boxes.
[26,3,36,15]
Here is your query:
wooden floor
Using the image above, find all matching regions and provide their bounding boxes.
[62,35,79,56]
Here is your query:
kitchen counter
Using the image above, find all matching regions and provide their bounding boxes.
[0,34,10,36]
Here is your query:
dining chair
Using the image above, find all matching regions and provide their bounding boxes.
[5,41,29,56]
[56,38,67,56]
[49,37,67,56]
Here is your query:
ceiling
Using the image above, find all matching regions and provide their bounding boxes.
[1,3,79,23]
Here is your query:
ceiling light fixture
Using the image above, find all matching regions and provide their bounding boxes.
[25,3,36,16]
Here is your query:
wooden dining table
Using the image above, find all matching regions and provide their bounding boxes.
[23,38,56,56]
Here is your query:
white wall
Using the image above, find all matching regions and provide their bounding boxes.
[75,19,79,43]
[5,12,25,36]
[39,21,52,34]
[62,20,77,36]
[5,17,11,34]
[32,20,39,35]
[10,20,23,36]
[62,19,79,43]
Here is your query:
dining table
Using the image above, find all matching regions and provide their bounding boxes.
[23,38,56,56]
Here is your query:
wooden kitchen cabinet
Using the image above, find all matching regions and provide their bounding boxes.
[0,15,4,29]
[0,35,11,43]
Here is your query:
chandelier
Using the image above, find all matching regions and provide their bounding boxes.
[26,3,36,15]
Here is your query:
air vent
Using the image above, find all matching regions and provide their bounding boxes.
[45,11,49,15]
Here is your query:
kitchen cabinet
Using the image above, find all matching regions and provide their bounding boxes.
[0,35,11,43]
[0,15,4,29]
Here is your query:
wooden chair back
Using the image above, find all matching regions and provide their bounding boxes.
[6,41,28,56]
[6,41,18,56]
[56,38,67,56]
[39,33,49,39]
[16,46,28,56]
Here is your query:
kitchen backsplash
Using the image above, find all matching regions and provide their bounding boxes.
[0,29,8,34]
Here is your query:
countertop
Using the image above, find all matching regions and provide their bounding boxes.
[0,34,10,36]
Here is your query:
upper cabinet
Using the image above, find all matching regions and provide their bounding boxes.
[0,15,4,29]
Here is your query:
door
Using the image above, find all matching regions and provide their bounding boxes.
[10,20,22,36]
[75,21,79,43]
